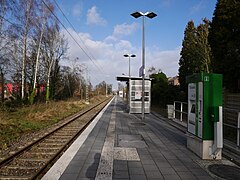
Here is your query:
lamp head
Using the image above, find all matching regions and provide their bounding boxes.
[146,12,157,19]
[131,11,143,18]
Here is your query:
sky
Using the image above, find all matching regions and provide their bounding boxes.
[55,0,217,90]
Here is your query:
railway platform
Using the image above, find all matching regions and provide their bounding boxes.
[42,96,240,180]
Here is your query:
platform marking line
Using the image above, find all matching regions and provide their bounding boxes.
[95,97,117,180]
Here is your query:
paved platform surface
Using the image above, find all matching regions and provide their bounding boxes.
[42,96,239,180]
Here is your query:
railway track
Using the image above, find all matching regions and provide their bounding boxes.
[0,97,113,180]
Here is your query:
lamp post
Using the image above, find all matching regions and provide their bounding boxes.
[123,54,136,79]
[131,11,157,120]
[124,54,136,105]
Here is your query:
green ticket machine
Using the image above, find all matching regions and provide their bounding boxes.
[186,73,223,159]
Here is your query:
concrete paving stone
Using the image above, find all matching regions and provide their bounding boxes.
[114,147,127,160]
[75,151,89,157]
[159,167,177,175]
[137,148,150,155]
[81,163,99,171]
[177,171,197,179]
[64,164,82,174]
[177,156,192,161]
[84,157,100,164]
[190,168,209,176]
[172,165,189,172]
[85,170,97,179]
[141,159,155,165]
[112,178,129,180]
[155,160,171,167]
[94,138,106,144]
[114,159,128,165]
[128,167,145,175]
[167,159,184,166]
[129,174,147,180]
[145,170,163,179]
[72,155,87,161]
[148,148,161,153]
[139,154,152,160]
[91,147,103,151]
[93,142,104,147]
[77,178,94,180]
[154,157,166,161]
[195,175,214,180]
[164,155,178,160]
[87,152,101,158]
[163,174,181,180]
[124,148,140,160]
[142,164,159,171]
[59,173,78,180]
[113,170,129,179]
[113,164,128,171]
[79,147,91,152]
[127,161,142,168]
[185,163,201,169]
[68,160,84,167]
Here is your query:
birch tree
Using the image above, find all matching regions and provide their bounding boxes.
[29,1,52,104]
[42,21,67,102]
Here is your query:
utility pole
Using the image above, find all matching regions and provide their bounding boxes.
[106,82,108,97]
[85,65,89,104]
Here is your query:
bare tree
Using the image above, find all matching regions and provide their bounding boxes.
[0,0,13,102]
[42,21,67,102]
[29,1,52,104]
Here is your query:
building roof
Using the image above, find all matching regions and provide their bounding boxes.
[116,75,151,82]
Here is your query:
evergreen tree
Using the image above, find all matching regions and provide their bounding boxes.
[209,0,240,92]
[179,19,212,92]
[195,19,212,73]
[178,21,198,91]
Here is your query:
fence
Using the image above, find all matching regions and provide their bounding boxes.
[173,101,188,122]
[172,101,240,147]
[223,108,240,147]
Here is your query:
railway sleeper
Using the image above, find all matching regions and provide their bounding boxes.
[49,135,73,139]
[24,152,56,155]
[0,176,30,180]
[4,165,40,170]
[18,158,49,162]
[36,147,61,150]
[38,143,64,147]
[51,133,75,137]
[42,139,68,143]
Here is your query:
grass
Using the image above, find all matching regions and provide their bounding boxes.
[0,96,106,150]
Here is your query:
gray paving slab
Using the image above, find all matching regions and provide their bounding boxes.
[43,96,240,180]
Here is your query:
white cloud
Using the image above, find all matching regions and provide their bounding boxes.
[72,4,82,17]
[104,22,139,44]
[60,28,180,89]
[86,6,107,26]
[146,47,181,77]
[113,23,139,37]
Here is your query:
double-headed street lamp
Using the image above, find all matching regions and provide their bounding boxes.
[131,11,157,120]
[123,54,136,79]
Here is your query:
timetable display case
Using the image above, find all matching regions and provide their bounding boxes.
[129,79,151,114]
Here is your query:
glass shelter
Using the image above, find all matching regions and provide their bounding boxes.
[116,76,151,114]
